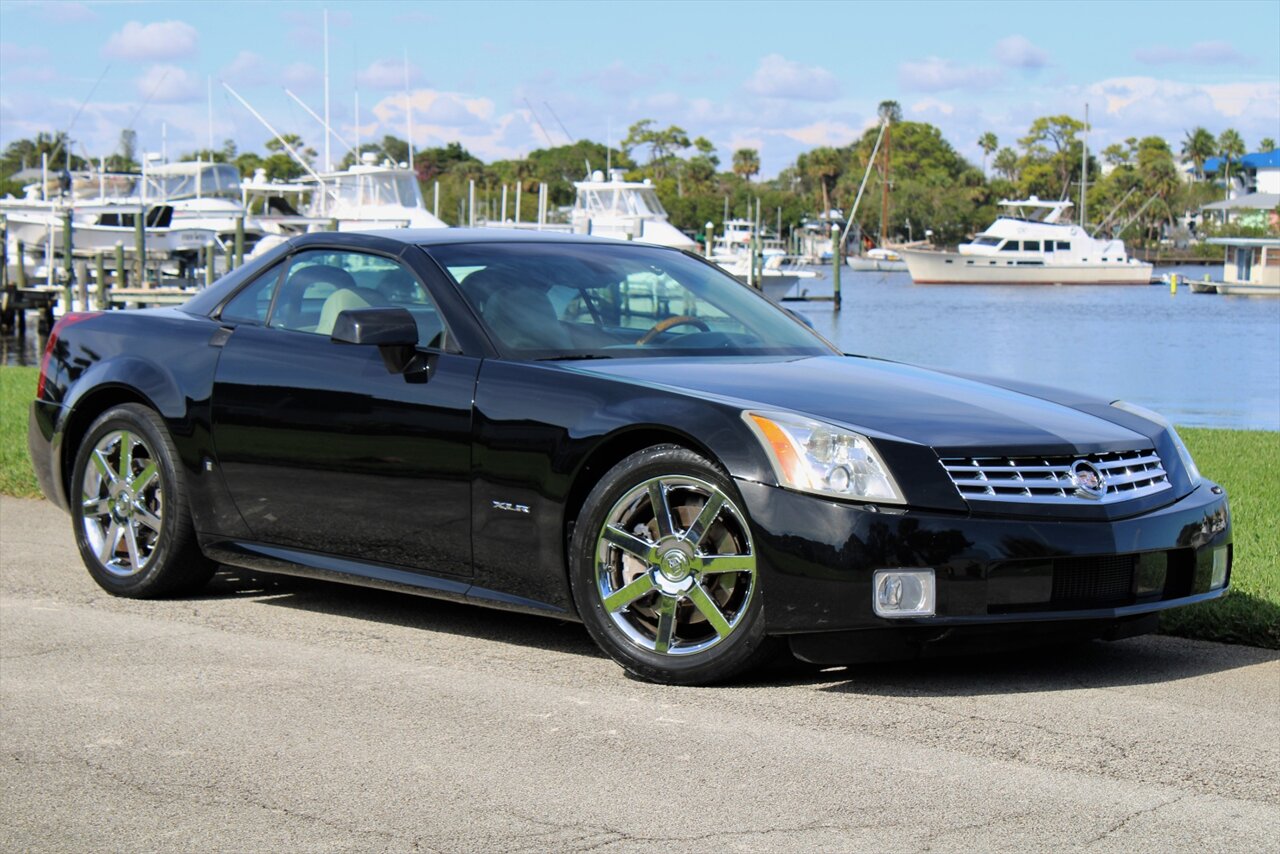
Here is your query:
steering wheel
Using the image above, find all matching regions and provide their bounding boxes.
[635,315,711,345]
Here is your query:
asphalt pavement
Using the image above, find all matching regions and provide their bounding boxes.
[1,495,1277,853]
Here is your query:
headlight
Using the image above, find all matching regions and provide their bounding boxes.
[743,411,905,504]
[1111,400,1201,486]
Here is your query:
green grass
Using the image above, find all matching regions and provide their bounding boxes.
[0,366,40,498]
[1158,428,1280,649]
[0,364,1275,647]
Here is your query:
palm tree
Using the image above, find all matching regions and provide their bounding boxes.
[1181,127,1216,179]
[1218,129,1246,196]
[978,132,998,178]
[1260,138,1277,153]
[802,146,842,214]
[732,148,760,183]
[992,147,1019,182]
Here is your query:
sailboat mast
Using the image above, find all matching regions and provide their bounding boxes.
[404,49,414,169]
[879,120,891,246]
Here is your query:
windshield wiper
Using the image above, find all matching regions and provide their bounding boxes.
[535,353,616,361]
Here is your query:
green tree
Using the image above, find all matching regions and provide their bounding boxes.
[1181,127,1216,179]
[621,119,690,180]
[684,137,719,190]
[261,134,317,181]
[978,132,998,177]
[877,100,902,124]
[1213,128,1244,195]
[797,146,843,214]
[992,147,1019,182]
[0,131,87,178]
[1017,115,1086,198]
[1101,143,1131,168]
[732,148,760,182]
[104,129,138,172]
[1260,137,1277,153]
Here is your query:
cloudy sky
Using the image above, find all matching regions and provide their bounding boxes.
[1,0,1277,177]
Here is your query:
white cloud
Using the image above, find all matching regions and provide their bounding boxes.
[993,36,1049,69]
[911,97,956,116]
[1133,41,1251,66]
[744,54,838,101]
[368,89,526,160]
[282,62,320,89]
[102,20,198,62]
[778,120,866,147]
[221,51,265,85]
[356,58,422,90]
[899,57,1003,92]
[134,64,200,104]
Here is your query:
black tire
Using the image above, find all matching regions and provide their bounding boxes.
[69,403,216,598]
[569,444,777,685]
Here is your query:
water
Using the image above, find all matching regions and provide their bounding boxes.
[787,265,1280,431]
[4,265,1278,430]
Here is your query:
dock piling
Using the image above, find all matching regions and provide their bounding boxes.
[205,244,215,287]
[114,242,126,290]
[62,209,74,310]
[16,240,27,288]
[95,252,106,309]
[832,231,842,311]
[134,212,146,288]
[234,216,245,269]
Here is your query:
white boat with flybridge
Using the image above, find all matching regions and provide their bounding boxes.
[899,197,1153,285]
[568,169,697,251]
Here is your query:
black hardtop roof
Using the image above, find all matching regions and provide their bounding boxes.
[289,227,679,249]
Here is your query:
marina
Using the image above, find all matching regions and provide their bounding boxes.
[3,262,1275,431]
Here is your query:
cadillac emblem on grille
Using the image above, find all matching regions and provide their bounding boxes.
[1071,459,1107,500]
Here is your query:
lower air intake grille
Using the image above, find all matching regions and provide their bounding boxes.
[941,449,1171,505]
[1051,554,1136,606]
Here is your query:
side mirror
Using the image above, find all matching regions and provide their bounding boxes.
[331,307,431,381]
[330,307,418,346]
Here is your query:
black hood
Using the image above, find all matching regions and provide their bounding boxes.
[565,355,1148,456]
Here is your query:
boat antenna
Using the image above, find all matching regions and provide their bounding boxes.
[222,82,328,189]
[837,119,888,253]
[207,76,215,154]
[606,117,611,173]
[523,98,555,148]
[323,9,331,171]
[1079,102,1088,228]
[403,48,415,168]
[544,101,575,144]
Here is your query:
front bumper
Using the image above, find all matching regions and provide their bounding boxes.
[736,478,1231,649]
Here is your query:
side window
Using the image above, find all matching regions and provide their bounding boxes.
[267,249,448,348]
[219,262,283,325]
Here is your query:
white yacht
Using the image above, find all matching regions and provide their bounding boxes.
[141,161,265,247]
[900,198,1153,285]
[242,153,449,235]
[569,170,696,251]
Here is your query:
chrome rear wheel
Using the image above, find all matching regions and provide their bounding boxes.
[80,430,164,577]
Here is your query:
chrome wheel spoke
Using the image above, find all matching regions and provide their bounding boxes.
[652,594,678,654]
[686,583,732,638]
[648,482,674,538]
[98,521,122,565]
[132,462,158,492]
[118,431,134,479]
[699,554,754,574]
[133,505,162,533]
[81,496,111,517]
[683,493,724,546]
[123,523,142,571]
[602,573,656,612]
[601,524,654,563]
[91,449,118,485]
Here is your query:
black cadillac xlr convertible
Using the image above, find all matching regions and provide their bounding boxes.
[28,230,1232,684]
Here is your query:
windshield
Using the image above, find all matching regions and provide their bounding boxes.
[430,242,834,360]
[145,164,241,200]
[330,172,422,207]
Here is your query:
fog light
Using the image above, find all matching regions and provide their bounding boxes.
[873,569,936,618]
[1210,547,1229,589]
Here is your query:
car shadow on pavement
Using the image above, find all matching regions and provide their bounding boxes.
[806,636,1278,697]
[189,566,605,660]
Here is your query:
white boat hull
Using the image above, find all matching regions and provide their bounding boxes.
[846,256,907,272]
[1216,282,1280,297]
[901,249,1153,285]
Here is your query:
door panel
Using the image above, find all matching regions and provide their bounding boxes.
[211,325,478,576]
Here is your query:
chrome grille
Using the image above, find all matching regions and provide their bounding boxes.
[941,449,1171,505]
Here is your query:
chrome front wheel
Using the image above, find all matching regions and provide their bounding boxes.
[571,445,775,685]
[595,475,756,656]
